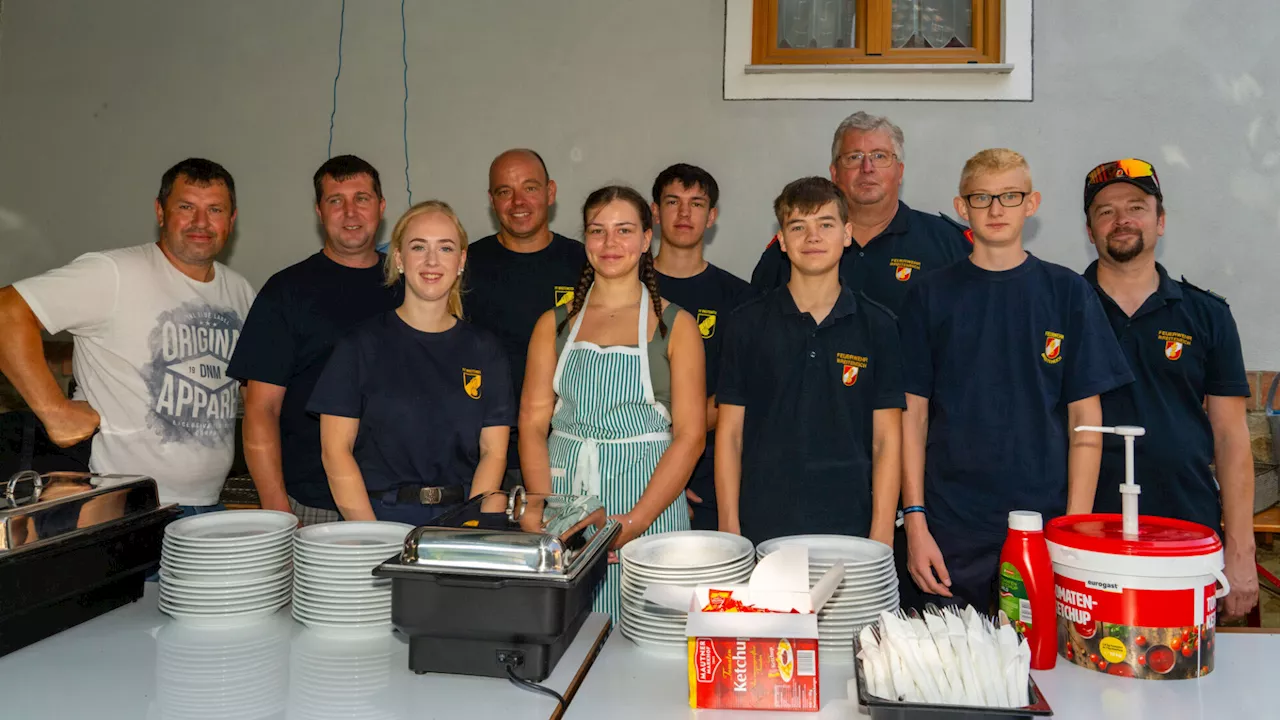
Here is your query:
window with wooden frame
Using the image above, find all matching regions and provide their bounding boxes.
[752,0,1002,66]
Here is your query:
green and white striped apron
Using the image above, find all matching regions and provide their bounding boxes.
[548,285,690,620]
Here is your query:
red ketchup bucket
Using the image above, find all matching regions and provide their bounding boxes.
[1045,514,1229,680]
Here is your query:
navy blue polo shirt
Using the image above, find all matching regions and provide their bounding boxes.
[226,252,401,510]
[657,264,756,508]
[718,284,905,543]
[1084,262,1250,539]
[898,254,1133,538]
[749,201,971,315]
[306,312,515,497]
[463,233,586,468]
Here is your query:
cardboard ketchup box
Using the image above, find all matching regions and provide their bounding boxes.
[645,546,844,712]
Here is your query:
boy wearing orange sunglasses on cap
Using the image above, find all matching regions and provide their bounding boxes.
[897,149,1133,611]
[1082,158,1258,617]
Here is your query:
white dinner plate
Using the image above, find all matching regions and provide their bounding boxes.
[162,600,289,627]
[295,521,412,548]
[161,551,292,571]
[164,539,293,557]
[291,610,392,627]
[620,560,756,583]
[162,534,293,555]
[293,554,385,569]
[621,531,754,570]
[162,580,293,603]
[757,534,893,564]
[165,510,298,543]
[159,566,292,589]
[161,587,291,610]
[290,599,390,619]
[161,562,291,582]
[291,592,391,610]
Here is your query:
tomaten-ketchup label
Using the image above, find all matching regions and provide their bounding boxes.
[689,637,820,710]
[1054,575,1216,680]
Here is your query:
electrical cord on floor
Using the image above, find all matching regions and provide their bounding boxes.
[503,661,567,710]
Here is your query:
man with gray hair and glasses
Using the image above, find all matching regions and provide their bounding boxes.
[750,111,970,316]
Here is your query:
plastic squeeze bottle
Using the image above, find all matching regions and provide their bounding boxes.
[998,510,1056,670]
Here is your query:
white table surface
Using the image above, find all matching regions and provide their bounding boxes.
[566,630,1279,719]
[0,583,610,720]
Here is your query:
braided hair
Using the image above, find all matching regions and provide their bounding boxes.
[557,185,667,339]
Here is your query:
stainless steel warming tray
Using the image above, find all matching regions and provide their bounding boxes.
[1,471,180,657]
[388,488,620,582]
[374,488,620,680]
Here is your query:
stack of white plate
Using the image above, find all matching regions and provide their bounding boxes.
[291,521,413,635]
[618,531,755,654]
[288,630,398,720]
[158,510,297,625]
[154,613,291,720]
[756,534,899,653]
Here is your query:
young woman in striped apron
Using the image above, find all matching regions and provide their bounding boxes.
[520,186,707,620]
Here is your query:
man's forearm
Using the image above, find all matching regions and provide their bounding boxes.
[0,287,68,415]
[242,407,290,511]
[870,413,902,540]
[1065,398,1103,515]
[714,431,743,531]
[1216,424,1256,549]
[901,395,929,508]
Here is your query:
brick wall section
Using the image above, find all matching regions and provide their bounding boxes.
[1247,370,1278,466]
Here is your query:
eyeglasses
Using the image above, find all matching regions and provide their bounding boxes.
[963,191,1028,209]
[836,151,898,169]
[1086,158,1158,187]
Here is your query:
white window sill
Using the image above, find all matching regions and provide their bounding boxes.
[744,63,1016,75]
[723,0,1033,101]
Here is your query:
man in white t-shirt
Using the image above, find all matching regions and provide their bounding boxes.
[0,158,256,510]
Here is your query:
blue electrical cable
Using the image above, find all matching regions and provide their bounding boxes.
[400,0,413,204]
[327,0,346,159]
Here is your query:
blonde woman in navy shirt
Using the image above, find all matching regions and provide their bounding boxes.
[309,201,514,525]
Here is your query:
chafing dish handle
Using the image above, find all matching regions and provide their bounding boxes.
[506,486,526,523]
[4,471,43,508]
[431,575,511,589]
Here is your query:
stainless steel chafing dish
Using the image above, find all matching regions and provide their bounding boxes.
[375,488,619,680]
[1,471,180,657]
[392,488,619,580]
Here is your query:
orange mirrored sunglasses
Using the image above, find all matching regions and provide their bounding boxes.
[1086,158,1159,188]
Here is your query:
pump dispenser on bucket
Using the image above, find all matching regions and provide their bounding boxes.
[1044,425,1230,680]
[1075,425,1145,537]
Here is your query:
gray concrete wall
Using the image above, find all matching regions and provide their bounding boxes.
[1,0,1276,364]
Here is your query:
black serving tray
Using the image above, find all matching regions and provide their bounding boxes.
[852,636,1054,719]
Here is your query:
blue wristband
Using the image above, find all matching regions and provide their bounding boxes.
[902,506,926,516]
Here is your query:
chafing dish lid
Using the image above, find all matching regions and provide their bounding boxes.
[1,472,165,554]
[383,489,620,581]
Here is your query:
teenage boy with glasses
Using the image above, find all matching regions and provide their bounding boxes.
[896,149,1133,611]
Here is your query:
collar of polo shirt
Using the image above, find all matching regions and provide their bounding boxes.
[778,283,860,320]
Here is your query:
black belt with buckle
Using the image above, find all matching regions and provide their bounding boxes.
[371,484,467,506]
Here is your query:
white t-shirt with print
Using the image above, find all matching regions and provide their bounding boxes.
[14,243,256,505]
